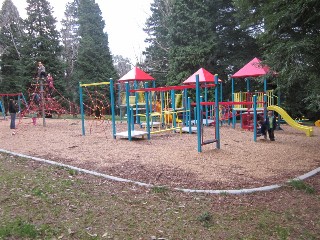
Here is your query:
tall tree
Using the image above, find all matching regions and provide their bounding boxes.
[144,0,173,85]
[144,0,259,91]
[61,0,80,100]
[166,0,218,85]
[233,0,320,118]
[74,0,116,83]
[0,0,24,93]
[23,0,63,91]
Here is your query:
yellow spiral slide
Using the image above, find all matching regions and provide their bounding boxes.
[267,105,313,137]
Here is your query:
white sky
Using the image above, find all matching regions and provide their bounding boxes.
[0,0,153,63]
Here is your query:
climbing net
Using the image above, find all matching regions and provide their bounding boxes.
[3,77,80,134]
[26,78,79,119]
[80,82,111,136]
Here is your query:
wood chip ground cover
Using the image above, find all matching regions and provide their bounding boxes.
[0,118,319,190]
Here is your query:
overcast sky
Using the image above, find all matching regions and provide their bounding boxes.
[0,0,153,63]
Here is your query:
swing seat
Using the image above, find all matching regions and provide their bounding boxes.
[202,139,216,145]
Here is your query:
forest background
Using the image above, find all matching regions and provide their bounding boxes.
[0,0,319,119]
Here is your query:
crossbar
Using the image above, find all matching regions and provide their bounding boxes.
[80,82,110,87]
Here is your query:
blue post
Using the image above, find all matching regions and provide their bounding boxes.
[79,82,85,136]
[17,94,21,113]
[171,90,176,129]
[0,99,5,119]
[214,75,220,149]
[263,77,267,93]
[161,91,165,126]
[276,79,281,129]
[253,95,257,142]
[205,87,208,126]
[145,83,151,140]
[200,96,205,126]
[183,89,187,126]
[21,93,28,108]
[110,78,116,139]
[196,74,202,152]
[263,94,267,119]
[220,81,223,102]
[231,78,236,129]
[246,78,250,92]
[188,97,192,133]
[118,83,123,123]
[134,80,140,124]
[125,82,132,141]
[131,107,134,131]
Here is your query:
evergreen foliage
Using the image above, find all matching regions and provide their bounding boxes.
[0,0,318,118]
[144,0,172,85]
[23,0,63,91]
[61,0,80,101]
[233,0,320,118]
[0,0,24,93]
[74,0,116,84]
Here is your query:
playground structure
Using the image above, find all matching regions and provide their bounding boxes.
[1,76,79,132]
[230,57,313,137]
[2,59,315,155]
[113,83,190,140]
[267,105,313,137]
[104,62,314,152]
[117,67,156,124]
[110,68,221,152]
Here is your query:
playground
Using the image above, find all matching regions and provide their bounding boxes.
[1,58,319,191]
[0,117,319,190]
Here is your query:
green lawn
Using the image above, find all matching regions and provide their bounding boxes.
[0,153,319,239]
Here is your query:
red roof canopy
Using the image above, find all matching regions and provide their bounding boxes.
[183,68,222,84]
[118,67,155,81]
[231,57,272,78]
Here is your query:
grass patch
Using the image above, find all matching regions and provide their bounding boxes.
[151,185,168,194]
[275,225,290,240]
[197,211,213,228]
[288,180,315,194]
[68,168,78,176]
[0,219,39,239]
[0,154,319,239]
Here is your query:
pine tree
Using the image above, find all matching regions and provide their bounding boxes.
[0,0,25,93]
[74,0,116,83]
[23,0,63,91]
[143,0,172,85]
[233,0,320,118]
[167,0,217,85]
[143,0,259,90]
[61,0,80,100]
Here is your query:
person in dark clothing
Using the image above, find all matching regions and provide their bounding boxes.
[265,110,277,141]
[94,105,102,119]
[257,114,266,138]
[8,99,17,129]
